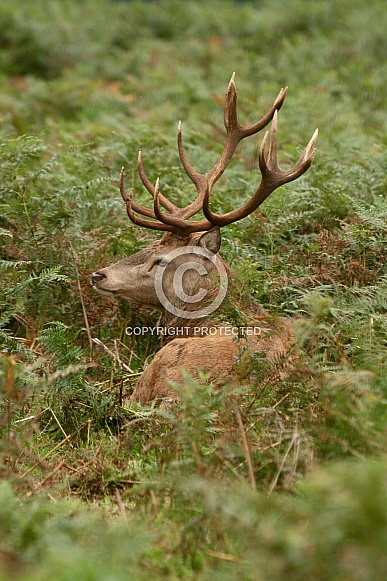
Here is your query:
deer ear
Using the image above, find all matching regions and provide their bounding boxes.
[195,226,221,254]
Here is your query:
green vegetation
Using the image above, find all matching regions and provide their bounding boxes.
[0,0,386,578]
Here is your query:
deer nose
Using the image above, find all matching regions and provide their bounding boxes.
[91,272,106,285]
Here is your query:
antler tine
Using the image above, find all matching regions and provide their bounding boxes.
[223,72,238,132]
[238,86,288,138]
[120,166,158,219]
[259,115,318,184]
[153,177,173,223]
[137,150,179,214]
[121,165,213,234]
[203,113,318,227]
[126,204,175,232]
[177,74,288,222]
[177,120,208,219]
[300,128,319,165]
[152,175,213,233]
[120,167,175,232]
[206,73,284,189]
[177,121,204,188]
[224,73,288,138]
[119,165,130,203]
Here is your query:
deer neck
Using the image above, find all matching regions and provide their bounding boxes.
[159,278,220,341]
[158,263,269,344]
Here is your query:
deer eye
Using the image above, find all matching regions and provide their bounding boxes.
[152,258,167,269]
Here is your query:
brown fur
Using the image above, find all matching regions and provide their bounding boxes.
[130,318,294,404]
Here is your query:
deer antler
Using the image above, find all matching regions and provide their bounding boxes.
[175,73,287,220]
[120,74,317,235]
[203,111,318,226]
[120,168,175,232]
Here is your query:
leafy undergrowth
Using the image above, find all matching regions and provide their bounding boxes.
[1,0,387,579]
[1,456,387,581]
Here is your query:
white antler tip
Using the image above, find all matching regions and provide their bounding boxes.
[273,87,287,110]
[308,129,319,154]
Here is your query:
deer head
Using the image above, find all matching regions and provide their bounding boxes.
[91,74,317,325]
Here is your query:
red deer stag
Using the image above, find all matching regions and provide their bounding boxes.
[92,74,318,404]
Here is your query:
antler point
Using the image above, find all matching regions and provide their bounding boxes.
[228,72,237,93]
[305,129,319,160]
[260,130,269,152]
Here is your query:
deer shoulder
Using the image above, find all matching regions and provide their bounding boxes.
[92,74,317,404]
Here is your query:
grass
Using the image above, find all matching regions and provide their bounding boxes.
[0,0,387,578]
